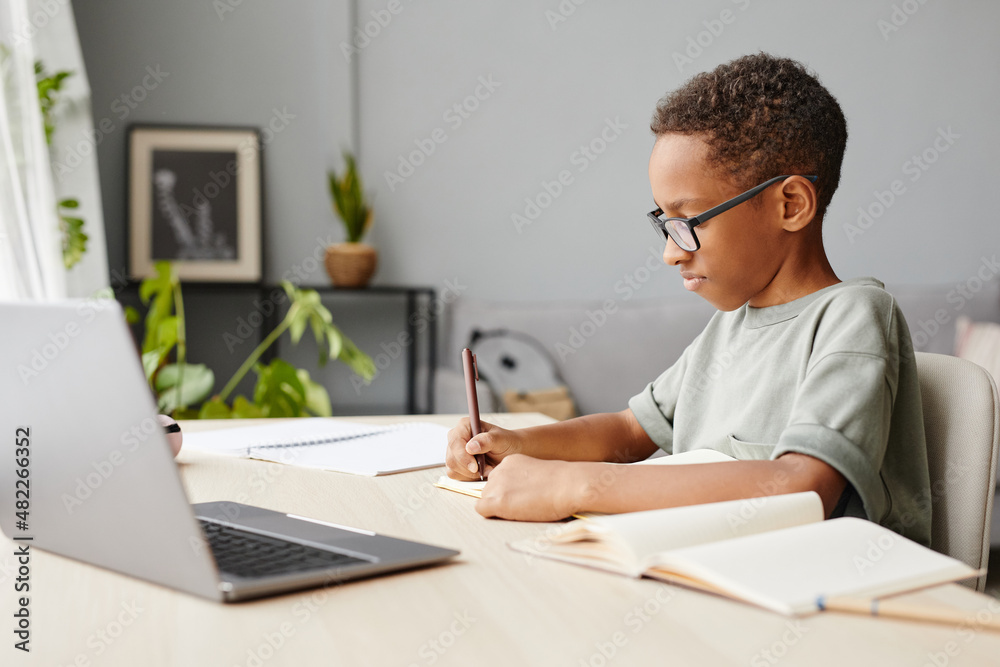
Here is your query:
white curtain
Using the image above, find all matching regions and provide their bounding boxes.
[0,0,108,301]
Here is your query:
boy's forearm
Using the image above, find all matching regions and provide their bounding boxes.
[569,454,846,518]
[515,409,657,464]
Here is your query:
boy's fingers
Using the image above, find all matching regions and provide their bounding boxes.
[445,452,480,480]
[445,436,480,480]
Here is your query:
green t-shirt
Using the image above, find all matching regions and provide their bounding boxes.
[628,277,931,547]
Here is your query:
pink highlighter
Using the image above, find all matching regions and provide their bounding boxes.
[462,348,485,481]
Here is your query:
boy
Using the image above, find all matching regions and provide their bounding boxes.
[445,53,931,547]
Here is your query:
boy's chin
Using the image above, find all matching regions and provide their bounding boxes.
[697,290,749,312]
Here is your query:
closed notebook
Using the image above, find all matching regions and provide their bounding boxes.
[507,492,980,616]
[183,419,449,476]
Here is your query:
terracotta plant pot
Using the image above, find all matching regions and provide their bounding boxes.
[324,243,377,288]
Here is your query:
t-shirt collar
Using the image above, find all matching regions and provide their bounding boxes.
[742,277,885,329]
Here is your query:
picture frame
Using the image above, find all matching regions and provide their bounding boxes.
[128,124,263,282]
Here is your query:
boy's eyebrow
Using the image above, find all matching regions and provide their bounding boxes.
[655,197,708,215]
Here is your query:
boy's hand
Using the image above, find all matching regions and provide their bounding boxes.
[445,418,524,480]
[474,454,583,521]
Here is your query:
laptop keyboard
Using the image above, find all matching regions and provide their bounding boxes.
[198,519,369,579]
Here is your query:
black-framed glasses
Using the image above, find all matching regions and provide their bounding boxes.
[646,175,818,252]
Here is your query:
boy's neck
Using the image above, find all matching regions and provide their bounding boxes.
[748,238,840,309]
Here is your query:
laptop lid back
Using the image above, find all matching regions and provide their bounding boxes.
[0,299,222,600]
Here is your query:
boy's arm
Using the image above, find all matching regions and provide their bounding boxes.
[570,454,847,517]
[474,453,847,521]
[445,409,659,480]
[510,408,659,463]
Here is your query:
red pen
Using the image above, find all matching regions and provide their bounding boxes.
[462,348,485,481]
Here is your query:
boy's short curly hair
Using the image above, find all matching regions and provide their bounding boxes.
[651,53,847,221]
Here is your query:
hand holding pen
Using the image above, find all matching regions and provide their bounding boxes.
[462,348,486,480]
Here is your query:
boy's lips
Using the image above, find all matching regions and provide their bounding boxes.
[680,271,706,291]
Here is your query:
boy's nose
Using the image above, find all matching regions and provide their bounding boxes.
[661,237,692,265]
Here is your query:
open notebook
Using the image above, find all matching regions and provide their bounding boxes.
[183,419,449,476]
[507,492,980,616]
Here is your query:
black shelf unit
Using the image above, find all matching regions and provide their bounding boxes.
[117,281,437,414]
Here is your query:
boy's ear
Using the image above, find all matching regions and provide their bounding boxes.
[775,176,818,232]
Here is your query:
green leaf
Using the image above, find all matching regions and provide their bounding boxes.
[330,324,375,381]
[288,306,309,344]
[172,407,201,420]
[297,369,331,417]
[155,316,178,353]
[140,262,177,354]
[58,198,79,208]
[35,61,73,146]
[123,306,141,325]
[326,326,343,364]
[198,396,232,419]
[142,350,163,382]
[328,151,371,243]
[139,261,175,304]
[252,359,306,418]
[59,210,87,269]
[156,363,215,414]
[231,395,264,419]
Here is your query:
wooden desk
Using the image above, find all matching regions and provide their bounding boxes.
[3,413,999,666]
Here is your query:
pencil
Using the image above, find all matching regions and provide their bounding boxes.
[817,594,1000,633]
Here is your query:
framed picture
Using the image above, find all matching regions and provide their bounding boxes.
[128,125,262,282]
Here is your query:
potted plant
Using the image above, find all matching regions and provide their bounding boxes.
[325,151,376,287]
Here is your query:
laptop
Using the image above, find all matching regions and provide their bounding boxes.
[0,299,458,602]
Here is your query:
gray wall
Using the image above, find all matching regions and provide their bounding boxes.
[358,0,1000,299]
[72,0,1000,411]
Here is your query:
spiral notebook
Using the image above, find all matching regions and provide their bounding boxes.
[182,419,450,476]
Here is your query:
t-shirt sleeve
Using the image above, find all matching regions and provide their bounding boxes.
[769,297,901,524]
[628,345,692,455]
